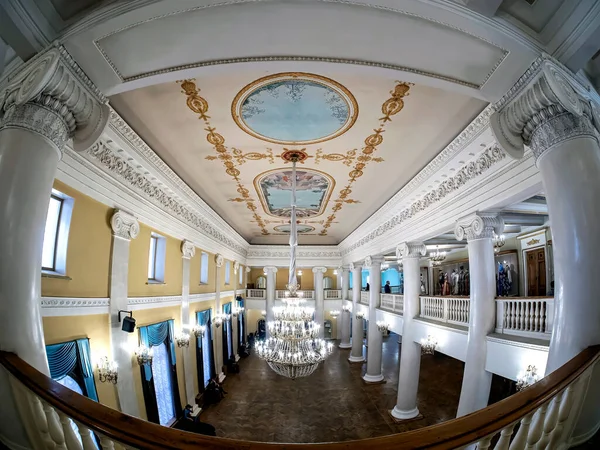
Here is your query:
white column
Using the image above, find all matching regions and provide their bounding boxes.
[244,266,250,342]
[313,267,327,339]
[491,57,600,438]
[349,263,365,362]
[0,46,108,448]
[392,242,426,420]
[454,213,504,417]
[232,261,240,361]
[107,211,141,417]
[264,266,277,335]
[214,254,225,382]
[181,240,196,406]
[339,266,352,349]
[363,256,385,383]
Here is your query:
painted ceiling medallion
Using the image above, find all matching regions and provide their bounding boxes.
[255,168,335,218]
[274,224,315,234]
[232,73,358,145]
[281,148,309,163]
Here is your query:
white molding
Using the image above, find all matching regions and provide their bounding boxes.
[127,295,182,311]
[40,297,110,317]
[189,290,235,304]
[246,245,342,267]
[486,335,550,351]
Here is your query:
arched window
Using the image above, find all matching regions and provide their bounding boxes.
[151,343,175,426]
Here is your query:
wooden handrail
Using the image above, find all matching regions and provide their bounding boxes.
[1,346,599,449]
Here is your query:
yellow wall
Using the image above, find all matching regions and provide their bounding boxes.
[189,249,217,294]
[42,180,112,298]
[324,268,338,289]
[127,305,185,420]
[42,314,119,410]
[246,309,263,335]
[128,224,183,297]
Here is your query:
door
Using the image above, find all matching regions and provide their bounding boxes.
[526,248,546,296]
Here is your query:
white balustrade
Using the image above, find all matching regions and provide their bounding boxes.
[380,294,404,314]
[325,290,342,299]
[246,289,266,299]
[495,298,554,339]
[419,296,469,326]
[360,291,369,305]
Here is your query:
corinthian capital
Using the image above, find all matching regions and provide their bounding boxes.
[110,210,139,240]
[396,242,426,260]
[455,213,504,242]
[0,45,108,151]
[364,255,384,268]
[491,57,600,162]
[181,240,196,259]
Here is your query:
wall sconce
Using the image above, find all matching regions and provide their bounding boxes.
[261,310,267,318]
[118,310,136,333]
[175,333,190,348]
[330,310,340,319]
[213,313,230,328]
[135,345,154,366]
[420,335,438,356]
[376,321,390,333]
[516,365,539,391]
[97,356,118,384]
[355,311,365,320]
[232,306,244,317]
[192,324,206,338]
[342,304,352,313]
[333,269,338,275]
[297,270,302,276]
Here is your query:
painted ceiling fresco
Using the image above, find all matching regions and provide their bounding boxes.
[255,169,334,218]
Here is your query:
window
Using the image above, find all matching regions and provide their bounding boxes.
[200,252,209,284]
[42,190,74,275]
[151,343,176,426]
[225,261,231,285]
[148,233,166,283]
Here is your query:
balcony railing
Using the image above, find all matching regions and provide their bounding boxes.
[380,294,404,314]
[276,290,315,299]
[325,290,342,299]
[1,346,598,449]
[420,296,470,327]
[360,291,369,305]
[246,289,266,299]
[495,297,554,339]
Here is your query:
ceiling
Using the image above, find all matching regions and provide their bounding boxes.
[110,68,485,245]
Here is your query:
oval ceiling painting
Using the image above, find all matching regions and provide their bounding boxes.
[232,73,358,145]
[254,168,335,218]
[274,224,315,234]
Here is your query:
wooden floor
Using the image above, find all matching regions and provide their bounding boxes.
[200,334,465,443]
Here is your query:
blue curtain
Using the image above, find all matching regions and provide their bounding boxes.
[139,319,176,381]
[196,310,211,349]
[223,303,232,314]
[76,339,98,402]
[46,339,98,402]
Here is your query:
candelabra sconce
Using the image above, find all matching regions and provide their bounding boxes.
[493,233,506,253]
[330,310,340,319]
[97,357,118,384]
[342,304,352,313]
[420,335,437,356]
[516,365,539,391]
[135,345,154,366]
[192,324,206,338]
[261,310,267,318]
[175,333,190,348]
[376,321,390,333]
[355,311,365,320]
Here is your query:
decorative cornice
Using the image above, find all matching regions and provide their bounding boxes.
[247,247,341,259]
[0,44,108,152]
[40,297,109,308]
[86,139,247,255]
[215,253,224,268]
[342,145,506,255]
[110,209,139,240]
[396,242,426,260]
[455,212,504,241]
[312,267,328,274]
[181,240,196,259]
[491,56,600,162]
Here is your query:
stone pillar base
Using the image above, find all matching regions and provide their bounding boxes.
[218,372,226,383]
[338,342,352,349]
[390,405,421,421]
[348,355,365,363]
[362,373,385,384]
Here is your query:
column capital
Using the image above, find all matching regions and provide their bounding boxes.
[312,266,327,274]
[490,56,600,163]
[396,242,426,260]
[455,212,504,242]
[0,44,109,152]
[349,262,362,271]
[263,266,278,274]
[215,254,224,267]
[364,255,385,268]
[233,261,240,274]
[341,265,351,273]
[245,266,251,273]
[110,210,139,240]
[181,240,195,259]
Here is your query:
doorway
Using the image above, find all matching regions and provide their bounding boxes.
[526,248,546,296]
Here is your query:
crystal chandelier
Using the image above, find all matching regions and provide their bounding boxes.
[516,365,539,391]
[493,233,506,253]
[420,335,437,356]
[430,245,447,266]
[97,356,118,384]
[256,154,333,379]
